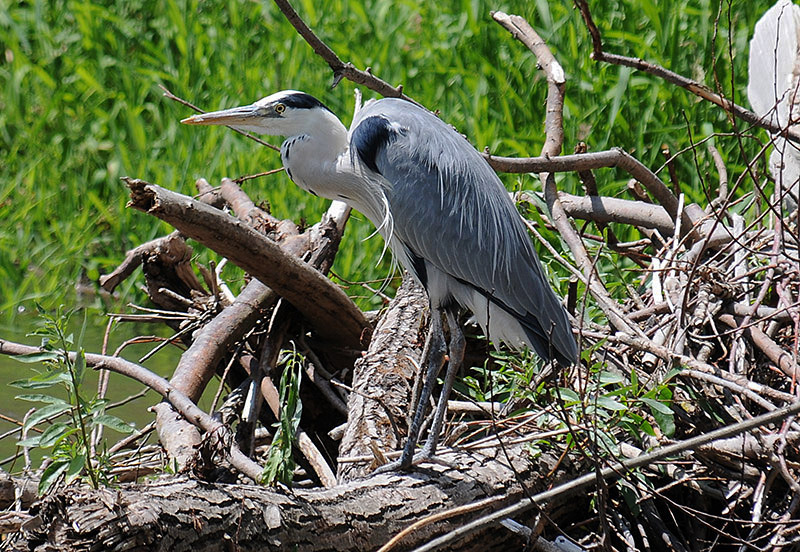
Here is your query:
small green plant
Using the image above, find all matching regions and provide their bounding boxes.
[550,347,680,460]
[262,348,304,486]
[10,306,134,494]
[460,348,543,405]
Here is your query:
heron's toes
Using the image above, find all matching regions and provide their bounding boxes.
[371,451,455,474]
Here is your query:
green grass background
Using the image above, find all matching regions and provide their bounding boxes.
[0,0,767,324]
[0,0,773,470]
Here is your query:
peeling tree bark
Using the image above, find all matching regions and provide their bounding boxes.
[10,446,558,552]
[337,277,427,482]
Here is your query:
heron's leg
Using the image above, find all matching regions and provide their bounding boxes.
[398,308,447,468]
[419,309,465,458]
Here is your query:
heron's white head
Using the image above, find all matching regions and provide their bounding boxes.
[181,90,346,141]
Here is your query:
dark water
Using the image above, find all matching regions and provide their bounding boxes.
[0,308,186,469]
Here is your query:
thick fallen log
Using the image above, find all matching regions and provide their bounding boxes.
[10,446,556,552]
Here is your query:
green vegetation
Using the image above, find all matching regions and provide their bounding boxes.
[0,0,765,321]
[9,306,134,493]
[262,348,304,486]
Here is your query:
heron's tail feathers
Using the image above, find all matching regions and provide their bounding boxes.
[462,287,578,367]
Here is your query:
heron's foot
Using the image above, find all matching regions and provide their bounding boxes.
[372,451,455,474]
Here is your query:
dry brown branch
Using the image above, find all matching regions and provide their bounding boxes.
[719,313,799,379]
[485,149,698,230]
[491,12,565,157]
[557,193,676,237]
[573,0,800,145]
[122,177,369,349]
[98,231,207,314]
[0,339,264,482]
[150,178,353,476]
[493,12,641,338]
[271,0,417,105]
[153,279,278,468]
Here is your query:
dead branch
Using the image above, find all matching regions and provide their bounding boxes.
[8,445,558,552]
[122,177,368,350]
[0,339,263,482]
[493,12,642,339]
[271,0,416,104]
[413,399,800,552]
[151,178,353,477]
[485,148,699,230]
[153,279,278,469]
[557,193,676,237]
[337,276,427,482]
[573,0,800,145]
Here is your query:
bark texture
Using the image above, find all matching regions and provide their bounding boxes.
[11,446,556,552]
[337,277,427,482]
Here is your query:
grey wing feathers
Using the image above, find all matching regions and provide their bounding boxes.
[351,99,577,365]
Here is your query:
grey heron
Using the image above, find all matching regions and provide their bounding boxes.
[182,90,578,470]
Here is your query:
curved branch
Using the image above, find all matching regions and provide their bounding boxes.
[122,177,369,350]
[492,11,565,156]
[492,12,641,337]
[573,0,800,145]
[272,0,417,104]
[485,149,683,224]
[0,339,263,482]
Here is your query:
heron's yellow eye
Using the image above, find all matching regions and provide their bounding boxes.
[275,103,286,114]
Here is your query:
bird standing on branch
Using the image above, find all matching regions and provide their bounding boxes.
[182,90,578,470]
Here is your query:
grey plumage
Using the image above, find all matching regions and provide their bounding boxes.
[349,98,576,366]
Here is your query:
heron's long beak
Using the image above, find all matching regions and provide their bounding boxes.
[181,104,260,126]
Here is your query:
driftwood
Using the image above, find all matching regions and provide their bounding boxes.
[337,277,427,482]
[146,177,354,474]
[123,177,368,350]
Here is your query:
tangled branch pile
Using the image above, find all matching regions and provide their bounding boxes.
[1,1,799,551]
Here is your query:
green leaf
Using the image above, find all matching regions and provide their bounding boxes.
[640,397,673,415]
[10,351,60,364]
[38,460,70,494]
[37,423,77,448]
[597,370,625,385]
[65,454,86,486]
[554,387,580,403]
[662,366,684,382]
[596,395,627,411]
[9,371,71,390]
[85,398,110,415]
[73,349,86,386]
[15,394,70,406]
[639,419,656,437]
[23,403,72,433]
[91,414,135,434]
[16,435,41,448]
[646,405,676,437]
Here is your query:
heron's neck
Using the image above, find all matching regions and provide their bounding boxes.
[280,113,349,198]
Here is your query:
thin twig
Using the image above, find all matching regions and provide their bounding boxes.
[159,84,280,151]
